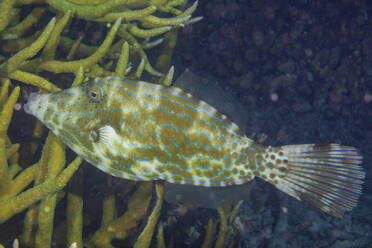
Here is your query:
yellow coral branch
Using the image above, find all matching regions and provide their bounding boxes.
[22,202,39,246]
[118,30,163,76]
[0,7,46,40]
[202,219,216,248]
[39,17,121,73]
[0,0,16,32]
[46,136,66,178]
[156,223,166,248]
[34,134,57,185]
[134,181,164,248]
[142,37,163,49]
[0,79,10,110]
[179,0,198,17]
[154,28,178,75]
[0,86,20,133]
[86,63,113,77]
[135,58,146,78]
[1,162,39,200]
[143,14,191,26]
[60,36,96,59]
[66,0,108,5]
[0,86,19,190]
[45,0,128,20]
[35,135,66,247]
[35,193,58,247]
[0,18,55,75]
[15,0,44,4]
[96,5,157,22]
[8,164,21,179]
[0,31,41,53]
[42,10,71,60]
[66,168,84,248]
[125,0,166,9]
[72,66,84,86]
[9,70,61,93]
[215,207,228,248]
[162,66,174,86]
[115,41,129,77]
[6,143,19,159]
[229,200,243,224]
[89,182,152,247]
[0,156,82,224]
[101,176,116,228]
[159,5,182,16]
[168,0,188,7]
[29,120,44,157]
[126,23,171,38]
[66,36,83,60]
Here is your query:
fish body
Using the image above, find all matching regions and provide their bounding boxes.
[24,76,365,217]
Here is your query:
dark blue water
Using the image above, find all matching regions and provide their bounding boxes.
[173,0,372,247]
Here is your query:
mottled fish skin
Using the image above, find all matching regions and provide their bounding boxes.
[24,76,365,217]
[24,76,284,186]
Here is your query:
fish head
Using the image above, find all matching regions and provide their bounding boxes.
[24,79,112,152]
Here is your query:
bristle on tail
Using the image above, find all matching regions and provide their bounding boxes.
[276,144,365,217]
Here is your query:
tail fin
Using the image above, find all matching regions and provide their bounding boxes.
[267,144,365,217]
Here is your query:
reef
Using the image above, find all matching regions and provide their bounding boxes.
[0,1,243,247]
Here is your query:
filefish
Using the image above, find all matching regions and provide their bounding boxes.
[24,76,365,217]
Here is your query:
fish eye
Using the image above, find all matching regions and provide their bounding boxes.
[88,85,103,102]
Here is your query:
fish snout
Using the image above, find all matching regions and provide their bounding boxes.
[24,92,42,116]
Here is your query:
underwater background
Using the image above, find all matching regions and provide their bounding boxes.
[174,0,372,247]
[0,0,371,247]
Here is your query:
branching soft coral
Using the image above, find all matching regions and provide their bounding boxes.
[0,1,244,248]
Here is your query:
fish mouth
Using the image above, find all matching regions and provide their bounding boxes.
[24,92,39,115]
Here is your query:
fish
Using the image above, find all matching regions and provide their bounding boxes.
[24,76,365,217]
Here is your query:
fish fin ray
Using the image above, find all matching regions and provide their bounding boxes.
[275,144,365,217]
